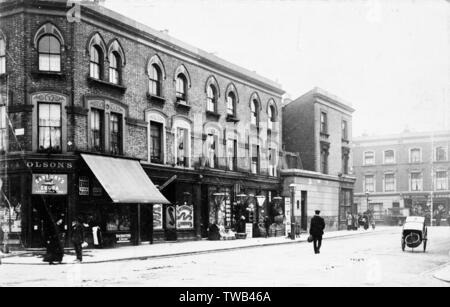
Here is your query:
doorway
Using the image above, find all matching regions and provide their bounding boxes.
[301,191,308,231]
[31,196,68,248]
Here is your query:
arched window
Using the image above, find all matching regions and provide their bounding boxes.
[109,51,120,84]
[251,99,259,126]
[0,38,5,74]
[227,92,236,116]
[206,84,217,112]
[38,35,61,72]
[149,64,162,96]
[90,45,103,79]
[176,74,187,101]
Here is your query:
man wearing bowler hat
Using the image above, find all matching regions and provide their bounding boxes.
[309,210,325,254]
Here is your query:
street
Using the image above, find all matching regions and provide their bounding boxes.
[0,227,449,287]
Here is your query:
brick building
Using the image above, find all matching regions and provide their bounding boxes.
[281,87,356,231]
[0,0,285,248]
[353,130,450,226]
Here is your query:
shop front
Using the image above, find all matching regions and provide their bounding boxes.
[76,154,171,247]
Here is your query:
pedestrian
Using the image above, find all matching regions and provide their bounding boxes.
[71,217,85,263]
[346,212,353,231]
[43,215,64,265]
[263,216,271,238]
[309,210,325,254]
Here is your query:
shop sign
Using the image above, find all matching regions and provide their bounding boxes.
[166,205,176,229]
[153,204,163,230]
[245,223,253,238]
[176,204,194,229]
[79,176,89,196]
[116,233,131,243]
[32,174,68,195]
[26,160,74,171]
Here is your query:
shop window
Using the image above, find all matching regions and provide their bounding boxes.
[176,74,187,102]
[90,109,104,152]
[105,206,131,232]
[90,45,103,79]
[435,147,448,162]
[149,64,162,96]
[436,171,448,190]
[0,105,7,152]
[384,173,395,192]
[108,51,121,84]
[38,103,61,152]
[364,175,375,192]
[150,121,163,164]
[110,112,122,155]
[0,37,5,74]
[410,172,423,191]
[38,35,61,72]
[227,92,236,116]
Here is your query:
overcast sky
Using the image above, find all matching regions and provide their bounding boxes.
[103,0,449,137]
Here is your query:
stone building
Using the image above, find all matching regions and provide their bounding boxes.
[0,0,285,248]
[281,88,356,231]
[353,130,450,226]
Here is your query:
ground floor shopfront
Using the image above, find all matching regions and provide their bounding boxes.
[355,191,450,226]
[0,153,285,249]
[281,170,356,231]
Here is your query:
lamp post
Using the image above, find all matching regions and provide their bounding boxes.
[365,191,371,212]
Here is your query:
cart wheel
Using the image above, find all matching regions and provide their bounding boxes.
[423,239,427,252]
[401,238,406,251]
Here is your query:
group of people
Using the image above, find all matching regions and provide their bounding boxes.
[43,217,85,265]
[346,211,374,231]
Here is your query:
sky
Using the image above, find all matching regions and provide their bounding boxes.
[102,0,450,137]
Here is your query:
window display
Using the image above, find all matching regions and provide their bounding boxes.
[105,206,131,232]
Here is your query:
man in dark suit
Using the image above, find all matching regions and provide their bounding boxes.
[71,217,85,263]
[310,210,325,254]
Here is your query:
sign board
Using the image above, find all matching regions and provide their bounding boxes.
[115,233,131,243]
[92,178,103,197]
[32,174,68,195]
[15,128,24,136]
[166,205,176,229]
[176,204,194,229]
[153,204,163,230]
[79,176,89,196]
[245,223,253,238]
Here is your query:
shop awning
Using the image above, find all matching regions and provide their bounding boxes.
[81,154,170,204]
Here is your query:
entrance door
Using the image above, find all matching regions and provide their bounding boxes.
[201,185,209,238]
[31,196,67,248]
[140,204,153,243]
[301,191,307,231]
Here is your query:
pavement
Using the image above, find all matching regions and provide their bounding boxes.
[433,263,450,283]
[1,226,397,265]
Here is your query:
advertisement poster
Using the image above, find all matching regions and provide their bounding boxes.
[166,205,176,229]
[245,223,253,238]
[79,176,89,196]
[285,198,291,237]
[153,204,163,230]
[176,204,194,229]
[32,174,68,195]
